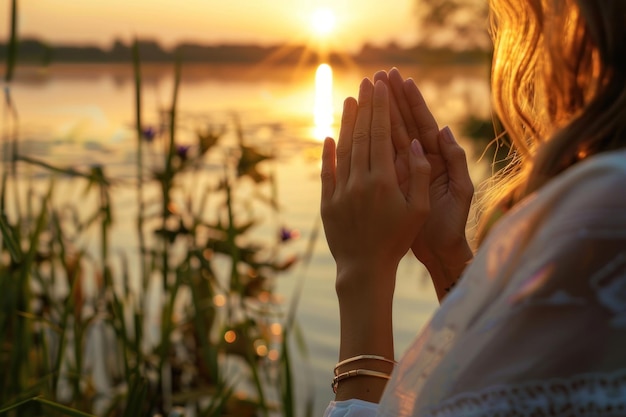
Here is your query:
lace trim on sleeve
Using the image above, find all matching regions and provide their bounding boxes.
[423,368,626,417]
[323,399,378,417]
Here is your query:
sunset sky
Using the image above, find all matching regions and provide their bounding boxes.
[5,0,421,53]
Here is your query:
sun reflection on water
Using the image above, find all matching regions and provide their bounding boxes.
[313,63,334,140]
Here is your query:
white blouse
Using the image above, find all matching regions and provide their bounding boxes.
[325,149,626,417]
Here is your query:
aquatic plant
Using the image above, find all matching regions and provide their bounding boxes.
[0,29,315,417]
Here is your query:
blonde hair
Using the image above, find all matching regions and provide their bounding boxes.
[477,0,626,242]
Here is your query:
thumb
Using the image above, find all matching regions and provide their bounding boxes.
[406,139,431,214]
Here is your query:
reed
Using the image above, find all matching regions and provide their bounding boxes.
[0,23,316,417]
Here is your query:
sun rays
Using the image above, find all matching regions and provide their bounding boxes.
[242,6,358,141]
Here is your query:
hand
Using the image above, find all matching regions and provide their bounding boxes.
[321,78,432,298]
[320,77,431,402]
[375,68,474,300]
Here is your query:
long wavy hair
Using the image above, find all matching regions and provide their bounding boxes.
[477,0,626,242]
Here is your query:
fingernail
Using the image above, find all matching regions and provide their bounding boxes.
[411,139,423,156]
[442,126,455,144]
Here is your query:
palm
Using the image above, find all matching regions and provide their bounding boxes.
[396,148,468,263]
[380,68,473,267]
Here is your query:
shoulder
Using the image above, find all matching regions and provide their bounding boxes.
[498,149,626,301]
[534,148,626,233]
[542,148,626,208]
[502,149,626,238]
[474,148,626,287]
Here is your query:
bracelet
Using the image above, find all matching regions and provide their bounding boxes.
[443,260,472,293]
[444,280,458,293]
[332,369,391,393]
[334,354,397,375]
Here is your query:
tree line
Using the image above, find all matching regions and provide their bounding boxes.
[0,38,489,66]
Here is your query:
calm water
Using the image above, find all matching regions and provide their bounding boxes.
[4,62,491,415]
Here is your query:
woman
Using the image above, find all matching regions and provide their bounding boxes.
[321,0,626,415]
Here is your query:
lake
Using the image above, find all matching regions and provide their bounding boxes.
[3,61,492,415]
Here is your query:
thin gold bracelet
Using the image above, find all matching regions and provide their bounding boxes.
[334,354,397,375]
[332,369,391,393]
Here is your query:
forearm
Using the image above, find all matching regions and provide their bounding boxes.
[334,265,397,403]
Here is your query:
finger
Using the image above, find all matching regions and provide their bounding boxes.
[379,68,412,155]
[406,139,431,213]
[388,68,414,152]
[373,69,388,84]
[403,78,440,154]
[320,137,337,202]
[336,97,357,187]
[351,78,374,176]
[370,80,395,176]
[439,127,474,199]
[376,70,412,188]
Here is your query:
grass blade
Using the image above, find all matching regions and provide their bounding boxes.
[4,0,18,83]
[122,374,148,417]
[0,396,36,414]
[35,397,97,417]
[0,213,22,263]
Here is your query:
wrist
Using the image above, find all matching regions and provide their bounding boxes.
[335,262,398,303]
[422,241,473,302]
[336,266,395,348]
[336,303,394,402]
[334,263,396,402]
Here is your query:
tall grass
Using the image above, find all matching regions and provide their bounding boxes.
[0,9,316,416]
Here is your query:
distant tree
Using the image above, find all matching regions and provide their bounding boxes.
[18,38,52,64]
[413,1,506,162]
[414,0,490,50]
[135,39,169,61]
[110,38,132,61]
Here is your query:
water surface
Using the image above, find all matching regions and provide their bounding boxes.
[4,62,491,415]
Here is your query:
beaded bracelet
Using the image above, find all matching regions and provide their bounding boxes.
[334,354,397,376]
[332,369,391,393]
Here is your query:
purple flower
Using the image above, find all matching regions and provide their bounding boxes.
[142,126,157,142]
[279,227,299,242]
[176,145,191,161]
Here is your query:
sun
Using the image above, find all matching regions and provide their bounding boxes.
[310,7,336,37]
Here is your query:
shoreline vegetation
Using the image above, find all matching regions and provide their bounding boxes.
[1,28,319,414]
[0,38,490,67]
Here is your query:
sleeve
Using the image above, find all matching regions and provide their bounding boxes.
[323,399,379,417]
[428,156,626,412]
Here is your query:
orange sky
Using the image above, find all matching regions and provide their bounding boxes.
[5,0,420,53]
